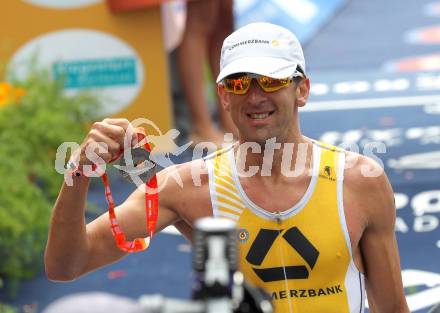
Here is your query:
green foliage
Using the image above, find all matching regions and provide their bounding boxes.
[0,303,17,313]
[0,67,100,298]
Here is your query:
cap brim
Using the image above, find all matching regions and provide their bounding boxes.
[216,56,300,83]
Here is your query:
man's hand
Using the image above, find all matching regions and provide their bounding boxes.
[71,118,138,171]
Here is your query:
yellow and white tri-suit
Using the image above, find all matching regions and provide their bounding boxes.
[204,142,366,313]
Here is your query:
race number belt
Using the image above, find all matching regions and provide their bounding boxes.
[71,128,158,253]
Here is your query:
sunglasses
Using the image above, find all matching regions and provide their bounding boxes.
[221,69,305,95]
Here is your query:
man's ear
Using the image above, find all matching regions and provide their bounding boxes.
[217,84,231,112]
[295,78,310,107]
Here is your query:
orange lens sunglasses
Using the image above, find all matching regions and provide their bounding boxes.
[221,72,303,95]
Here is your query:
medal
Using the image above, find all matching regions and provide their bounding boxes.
[70,127,158,252]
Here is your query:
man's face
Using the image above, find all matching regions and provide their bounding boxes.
[218,76,310,144]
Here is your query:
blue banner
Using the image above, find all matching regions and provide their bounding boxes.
[301,76,440,312]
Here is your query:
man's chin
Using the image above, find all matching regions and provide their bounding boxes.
[239,132,275,146]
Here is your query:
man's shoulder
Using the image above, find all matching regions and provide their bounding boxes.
[203,144,235,161]
[342,151,395,221]
[310,139,389,192]
[343,151,387,190]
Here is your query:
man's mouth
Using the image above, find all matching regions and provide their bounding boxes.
[247,111,275,120]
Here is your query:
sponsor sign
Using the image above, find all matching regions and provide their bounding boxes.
[10,29,144,116]
[1,1,172,143]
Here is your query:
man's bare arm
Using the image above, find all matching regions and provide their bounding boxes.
[45,176,92,281]
[44,170,180,281]
[354,157,409,312]
[44,118,182,281]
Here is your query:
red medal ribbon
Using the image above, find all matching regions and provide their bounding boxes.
[72,127,158,252]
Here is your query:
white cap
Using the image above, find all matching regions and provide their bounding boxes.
[216,22,306,83]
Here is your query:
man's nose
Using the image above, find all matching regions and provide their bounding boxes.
[247,78,266,97]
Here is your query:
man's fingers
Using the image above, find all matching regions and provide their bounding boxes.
[82,131,122,164]
[78,118,141,167]
[101,118,137,147]
[96,123,129,148]
[102,118,131,129]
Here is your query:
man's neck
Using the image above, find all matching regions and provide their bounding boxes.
[235,134,314,182]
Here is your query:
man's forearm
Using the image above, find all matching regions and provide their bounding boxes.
[44,176,90,281]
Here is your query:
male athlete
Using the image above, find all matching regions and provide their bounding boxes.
[45,23,409,312]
